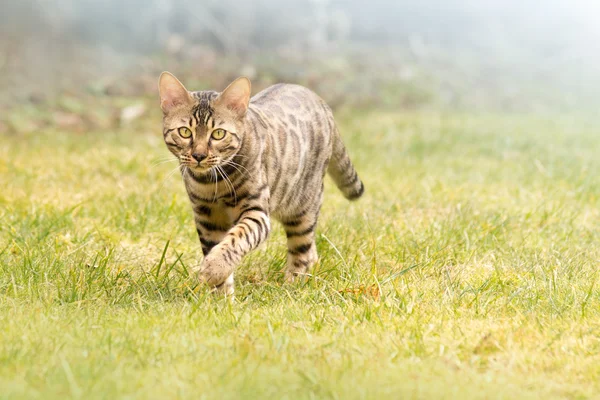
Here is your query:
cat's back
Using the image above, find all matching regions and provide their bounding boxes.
[250,83,327,114]
[247,83,339,218]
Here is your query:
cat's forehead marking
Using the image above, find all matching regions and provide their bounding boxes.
[191,91,218,126]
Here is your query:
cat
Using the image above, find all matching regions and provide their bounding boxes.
[158,72,364,295]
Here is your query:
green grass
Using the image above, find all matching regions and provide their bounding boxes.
[1,108,600,399]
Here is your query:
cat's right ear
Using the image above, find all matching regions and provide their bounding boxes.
[158,72,192,114]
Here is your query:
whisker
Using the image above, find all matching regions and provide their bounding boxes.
[212,168,218,202]
[223,158,250,172]
[223,160,251,177]
[223,162,248,177]
[152,154,178,160]
[218,165,237,205]
[152,155,178,161]
[158,164,185,193]
[152,158,178,167]
[215,166,228,198]
[223,166,237,204]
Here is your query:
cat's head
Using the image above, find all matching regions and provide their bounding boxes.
[158,72,250,174]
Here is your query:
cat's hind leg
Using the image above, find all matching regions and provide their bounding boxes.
[281,210,320,282]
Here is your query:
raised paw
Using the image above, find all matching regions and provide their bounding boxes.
[198,254,232,288]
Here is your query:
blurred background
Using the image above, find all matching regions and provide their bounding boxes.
[1,0,599,133]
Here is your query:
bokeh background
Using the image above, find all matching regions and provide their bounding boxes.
[2,0,600,133]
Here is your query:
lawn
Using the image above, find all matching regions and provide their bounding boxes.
[1,107,599,399]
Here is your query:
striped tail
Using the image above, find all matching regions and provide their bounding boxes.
[328,127,364,201]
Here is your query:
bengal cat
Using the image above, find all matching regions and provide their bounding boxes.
[158,72,364,295]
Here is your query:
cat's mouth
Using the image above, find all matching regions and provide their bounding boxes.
[188,164,213,174]
[180,157,223,175]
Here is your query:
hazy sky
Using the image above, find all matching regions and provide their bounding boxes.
[1,0,599,109]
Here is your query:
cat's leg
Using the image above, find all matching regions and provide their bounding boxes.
[198,208,271,290]
[282,185,325,282]
[282,208,321,282]
[197,228,227,258]
[196,228,235,296]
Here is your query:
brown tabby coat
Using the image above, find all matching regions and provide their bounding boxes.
[158,72,364,294]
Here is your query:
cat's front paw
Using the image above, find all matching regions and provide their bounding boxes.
[198,254,231,287]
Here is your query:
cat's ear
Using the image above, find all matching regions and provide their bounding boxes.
[158,72,192,113]
[215,77,251,118]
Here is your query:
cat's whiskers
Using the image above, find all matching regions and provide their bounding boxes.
[152,158,179,167]
[158,164,186,193]
[214,166,227,197]
[223,160,250,178]
[153,157,175,162]
[181,166,189,180]
[212,168,218,202]
[217,165,237,204]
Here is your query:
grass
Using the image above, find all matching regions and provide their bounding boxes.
[1,106,600,399]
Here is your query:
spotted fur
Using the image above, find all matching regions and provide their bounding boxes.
[158,72,364,294]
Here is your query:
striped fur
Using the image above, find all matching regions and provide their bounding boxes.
[158,72,363,294]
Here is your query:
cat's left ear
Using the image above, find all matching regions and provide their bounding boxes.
[158,72,193,114]
[215,77,251,118]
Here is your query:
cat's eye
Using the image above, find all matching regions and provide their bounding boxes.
[211,129,226,140]
[178,127,192,138]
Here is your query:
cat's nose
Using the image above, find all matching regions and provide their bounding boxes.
[192,153,207,163]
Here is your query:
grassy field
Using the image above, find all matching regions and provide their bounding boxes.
[1,107,600,399]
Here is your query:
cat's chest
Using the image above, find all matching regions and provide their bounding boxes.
[202,199,236,226]
[184,178,239,221]
[184,173,233,201]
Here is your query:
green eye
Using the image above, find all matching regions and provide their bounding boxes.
[178,127,192,138]
[211,129,226,140]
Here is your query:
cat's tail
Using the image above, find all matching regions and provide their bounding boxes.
[328,126,364,201]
